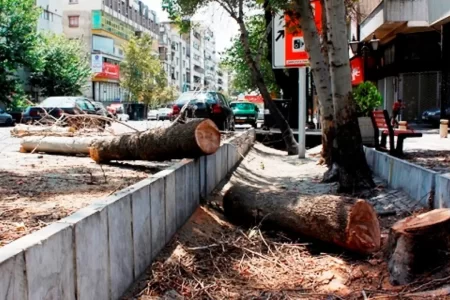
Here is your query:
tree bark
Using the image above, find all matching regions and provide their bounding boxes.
[20,136,100,155]
[223,184,380,254]
[386,209,450,285]
[323,0,374,191]
[236,18,299,155]
[11,125,75,137]
[296,0,334,167]
[90,118,220,163]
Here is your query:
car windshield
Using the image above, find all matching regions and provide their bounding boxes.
[175,92,216,105]
[40,97,76,108]
[231,103,255,110]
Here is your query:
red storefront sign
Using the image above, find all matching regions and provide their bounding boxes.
[244,95,264,103]
[350,56,364,86]
[94,62,120,80]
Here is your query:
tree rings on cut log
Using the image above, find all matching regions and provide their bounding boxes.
[223,185,380,254]
[89,118,220,163]
[386,209,450,285]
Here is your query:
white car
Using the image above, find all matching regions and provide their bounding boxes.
[157,107,172,120]
[147,109,159,120]
[117,113,129,122]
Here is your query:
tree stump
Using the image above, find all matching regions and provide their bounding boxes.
[386,209,450,285]
[223,185,381,254]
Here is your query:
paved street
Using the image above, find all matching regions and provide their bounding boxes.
[0,120,252,154]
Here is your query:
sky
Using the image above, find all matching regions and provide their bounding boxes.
[147,0,239,56]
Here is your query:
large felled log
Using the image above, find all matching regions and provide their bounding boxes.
[386,209,450,285]
[90,118,220,163]
[20,136,102,155]
[223,185,380,254]
[11,125,75,137]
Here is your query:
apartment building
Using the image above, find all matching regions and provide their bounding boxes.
[63,0,159,103]
[37,0,64,33]
[351,0,450,121]
[159,22,219,92]
[159,23,189,92]
[216,67,229,94]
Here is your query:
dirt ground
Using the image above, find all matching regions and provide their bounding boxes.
[404,150,450,174]
[0,143,174,246]
[124,144,450,300]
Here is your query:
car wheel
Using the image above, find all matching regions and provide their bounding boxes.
[251,121,257,128]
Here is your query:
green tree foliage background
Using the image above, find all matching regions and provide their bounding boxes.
[30,34,92,97]
[221,15,279,94]
[0,0,41,107]
[121,33,176,107]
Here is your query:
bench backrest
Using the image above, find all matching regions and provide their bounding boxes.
[371,110,390,130]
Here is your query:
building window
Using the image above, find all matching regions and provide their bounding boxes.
[69,0,78,4]
[69,16,79,27]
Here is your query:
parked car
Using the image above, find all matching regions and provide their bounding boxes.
[171,91,235,130]
[147,109,160,120]
[0,108,14,126]
[422,107,450,126]
[157,105,172,120]
[23,97,107,127]
[230,101,259,128]
[93,101,115,119]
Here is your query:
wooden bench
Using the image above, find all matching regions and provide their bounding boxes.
[370,110,422,156]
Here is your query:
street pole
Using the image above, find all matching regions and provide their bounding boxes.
[298,68,306,158]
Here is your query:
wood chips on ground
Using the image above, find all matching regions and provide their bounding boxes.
[124,144,450,300]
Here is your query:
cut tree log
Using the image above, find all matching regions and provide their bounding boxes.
[90,118,220,163]
[386,208,450,285]
[21,136,102,155]
[223,185,381,254]
[11,125,75,137]
[20,119,220,162]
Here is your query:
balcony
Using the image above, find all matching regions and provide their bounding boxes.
[193,64,204,74]
[360,0,429,42]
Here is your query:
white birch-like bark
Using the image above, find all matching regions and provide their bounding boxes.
[297,0,334,166]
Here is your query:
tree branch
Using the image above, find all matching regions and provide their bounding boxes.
[216,0,237,19]
[255,18,273,67]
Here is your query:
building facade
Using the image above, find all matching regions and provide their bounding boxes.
[353,0,450,121]
[159,22,219,93]
[63,0,160,104]
[37,0,64,34]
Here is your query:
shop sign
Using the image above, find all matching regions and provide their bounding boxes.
[94,62,120,80]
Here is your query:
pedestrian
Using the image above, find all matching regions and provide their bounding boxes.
[391,99,403,128]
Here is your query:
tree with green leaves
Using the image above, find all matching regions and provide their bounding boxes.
[222,15,279,94]
[120,33,171,108]
[30,34,91,97]
[162,0,299,155]
[0,0,41,105]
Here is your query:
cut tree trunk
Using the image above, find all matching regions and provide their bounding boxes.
[323,0,374,191]
[21,136,100,155]
[223,185,380,254]
[11,125,75,137]
[90,118,220,163]
[386,209,450,285]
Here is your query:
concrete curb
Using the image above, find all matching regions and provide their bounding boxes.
[364,147,450,208]
[0,129,256,300]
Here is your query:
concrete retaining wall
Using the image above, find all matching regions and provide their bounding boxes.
[0,129,255,300]
[364,147,448,208]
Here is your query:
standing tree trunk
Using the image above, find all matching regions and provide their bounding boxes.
[236,19,299,155]
[296,0,334,167]
[264,3,300,129]
[323,0,374,191]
